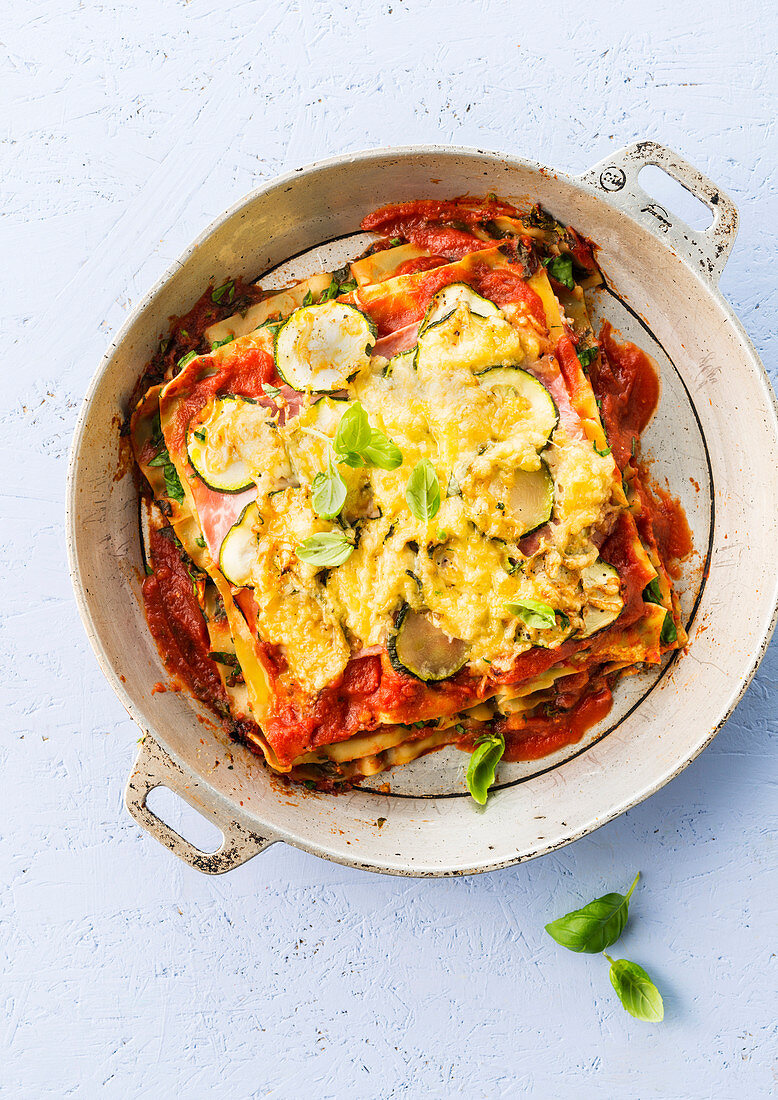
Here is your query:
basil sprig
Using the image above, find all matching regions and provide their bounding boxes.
[545,873,640,953]
[505,598,556,629]
[147,425,185,505]
[465,732,505,805]
[605,957,664,1022]
[334,402,402,471]
[311,457,347,519]
[544,873,665,1022]
[296,531,354,567]
[405,458,441,522]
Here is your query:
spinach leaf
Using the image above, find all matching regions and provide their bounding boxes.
[465,732,506,805]
[605,957,664,1022]
[545,254,575,289]
[545,873,640,953]
[505,598,555,629]
[296,531,354,567]
[577,346,598,367]
[405,459,441,522]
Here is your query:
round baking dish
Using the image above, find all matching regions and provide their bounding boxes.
[67,142,778,875]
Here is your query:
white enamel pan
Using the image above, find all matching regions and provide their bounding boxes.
[66,142,778,876]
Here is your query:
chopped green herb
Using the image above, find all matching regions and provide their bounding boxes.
[577,346,598,368]
[262,383,283,400]
[593,442,612,457]
[177,350,197,370]
[211,280,235,305]
[193,429,207,443]
[302,289,314,307]
[210,337,234,351]
[546,254,575,290]
[195,536,206,548]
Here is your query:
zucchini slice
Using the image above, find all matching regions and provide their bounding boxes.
[383,347,416,378]
[387,605,469,682]
[507,461,554,537]
[219,501,260,587]
[419,282,499,334]
[477,366,558,446]
[274,302,376,391]
[579,560,622,637]
[187,395,254,494]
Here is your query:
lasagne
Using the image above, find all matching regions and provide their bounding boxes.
[130,195,688,800]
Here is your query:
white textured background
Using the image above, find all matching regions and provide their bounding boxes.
[2,1,777,1096]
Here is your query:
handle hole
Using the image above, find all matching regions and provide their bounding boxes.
[146,785,224,854]
[638,165,714,231]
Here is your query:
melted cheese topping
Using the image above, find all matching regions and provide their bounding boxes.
[191,298,623,690]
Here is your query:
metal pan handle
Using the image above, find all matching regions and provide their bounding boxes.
[580,141,739,285]
[125,737,277,874]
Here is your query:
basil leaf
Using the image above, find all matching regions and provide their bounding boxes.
[545,873,639,954]
[318,280,340,303]
[593,441,612,457]
[405,459,441,522]
[210,337,234,350]
[389,237,403,246]
[546,254,575,289]
[177,350,197,369]
[335,401,372,456]
[338,278,357,294]
[311,458,347,519]
[209,651,239,667]
[262,383,283,400]
[465,732,505,805]
[212,280,235,304]
[577,346,598,367]
[296,531,354,567]
[605,957,664,1022]
[302,289,314,307]
[362,428,402,471]
[643,577,663,605]
[660,612,678,646]
[337,451,364,469]
[505,598,556,629]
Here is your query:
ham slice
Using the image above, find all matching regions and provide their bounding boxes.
[372,322,419,359]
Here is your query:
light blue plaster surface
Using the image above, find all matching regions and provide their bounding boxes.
[2,1,776,1095]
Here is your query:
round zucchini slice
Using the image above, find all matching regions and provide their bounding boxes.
[274,301,376,391]
[187,395,255,494]
[579,560,622,637]
[507,461,554,537]
[219,501,259,587]
[387,605,469,682]
[419,282,499,334]
[478,366,558,445]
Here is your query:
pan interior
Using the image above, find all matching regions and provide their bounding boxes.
[191,232,711,799]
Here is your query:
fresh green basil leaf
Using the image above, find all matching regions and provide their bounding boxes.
[362,428,403,471]
[643,577,663,605]
[210,336,234,351]
[212,280,235,304]
[337,451,364,469]
[177,350,197,370]
[262,383,283,400]
[546,254,575,289]
[505,598,556,629]
[405,459,441,522]
[577,346,598,367]
[302,289,314,307]
[545,873,640,953]
[296,531,354,567]
[147,452,168,468]
[335,401,372,456]
[311,458,347,519]
[465,732,505,805]
[338,278,357,294]
[605,957,664,1022]
[660,612,678,646]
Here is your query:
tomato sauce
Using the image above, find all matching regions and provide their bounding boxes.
[593,322,661,468]
[142,527,227,709]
